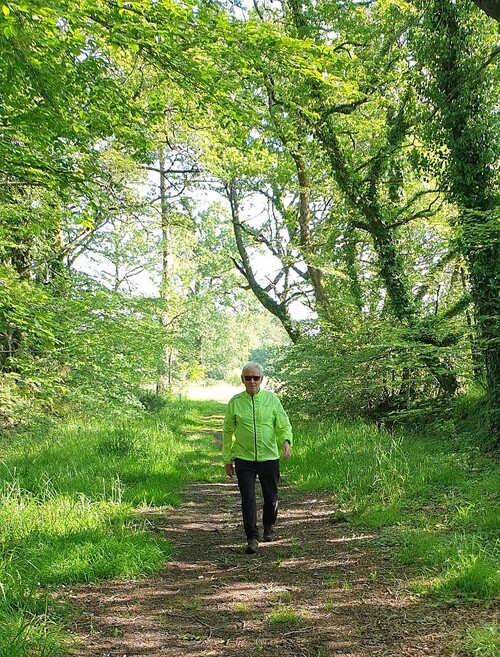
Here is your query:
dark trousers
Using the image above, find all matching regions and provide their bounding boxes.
[234,458,280,540]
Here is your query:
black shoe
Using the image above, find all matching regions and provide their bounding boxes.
[263,526,275,542]
[245,538,258,554]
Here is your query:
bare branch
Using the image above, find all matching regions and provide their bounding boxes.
[390,193,444,228]
[143,166,201,175]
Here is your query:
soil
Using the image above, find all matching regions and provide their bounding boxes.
[67,430,497,657]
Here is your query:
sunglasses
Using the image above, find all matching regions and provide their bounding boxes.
[244,375,262,381]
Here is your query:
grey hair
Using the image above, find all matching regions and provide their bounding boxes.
[242,362,264,376]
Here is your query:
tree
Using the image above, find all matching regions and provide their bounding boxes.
[1,0,497,441]
[411,0,500,445]
[211,0,462,398]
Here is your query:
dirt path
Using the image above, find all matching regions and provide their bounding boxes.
[69,436,495,657]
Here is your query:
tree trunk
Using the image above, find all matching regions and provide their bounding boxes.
[156,134,174,393]
[344,229,363,312]
[470,246,500,443]
[426,0,500,445]
[371,224,416,325]
[471,0,500,22]
[459,267,484,381]
[227,184,300,343]
[292,151,331,317]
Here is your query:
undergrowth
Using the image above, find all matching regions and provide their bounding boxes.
[0,396,224,657]
[1,392,498,656]
[284,416,499,602]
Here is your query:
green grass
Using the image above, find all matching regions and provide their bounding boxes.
[0,611,68,657]
[267,606,304,624]
[2,392,499,655]
[322,572,337,589]
[273,590,294,603]
[284,417,500,603]
[457,623,499,657]
[0,397,225,657]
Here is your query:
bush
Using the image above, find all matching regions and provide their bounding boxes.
[271,321,471,427]
[137,391,168,412]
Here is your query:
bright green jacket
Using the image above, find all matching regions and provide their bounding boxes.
[223,388,293,463]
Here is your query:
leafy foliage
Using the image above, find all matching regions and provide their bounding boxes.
[0,0,498,442]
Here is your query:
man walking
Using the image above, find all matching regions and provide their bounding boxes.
[223,362,293,554]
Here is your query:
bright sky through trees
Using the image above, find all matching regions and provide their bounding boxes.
[0,0,498,440]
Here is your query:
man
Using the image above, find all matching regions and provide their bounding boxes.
[223,362,293,554]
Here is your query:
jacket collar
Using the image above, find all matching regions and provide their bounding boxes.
[244,389,262,399]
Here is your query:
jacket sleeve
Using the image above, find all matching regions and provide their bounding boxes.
[274,395,293,447]
[222,399,236,463]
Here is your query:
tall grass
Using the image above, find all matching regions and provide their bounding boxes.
[284,418,500,605]
[0,397,224,656]
[2,395,498,656]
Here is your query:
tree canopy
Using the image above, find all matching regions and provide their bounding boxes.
[0,0,498,445]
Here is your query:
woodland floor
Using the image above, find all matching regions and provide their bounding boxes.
[67,427,497,657]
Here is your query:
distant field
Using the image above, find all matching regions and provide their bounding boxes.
[184,382,241,403]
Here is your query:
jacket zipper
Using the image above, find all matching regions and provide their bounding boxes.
[252,395,257,460]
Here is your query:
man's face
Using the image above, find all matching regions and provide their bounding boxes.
[241,367,262,396]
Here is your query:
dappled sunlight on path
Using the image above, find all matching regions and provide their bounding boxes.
[69,443,496,656]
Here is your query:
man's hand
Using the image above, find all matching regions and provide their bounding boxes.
[282,441,292,460]
[224,463,235,477]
